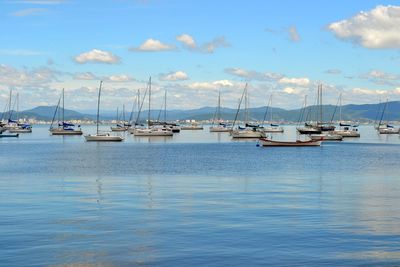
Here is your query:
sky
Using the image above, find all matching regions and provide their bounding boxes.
[1,0,400,111]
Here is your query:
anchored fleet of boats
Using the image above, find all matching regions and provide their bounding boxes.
[1,80,399,144]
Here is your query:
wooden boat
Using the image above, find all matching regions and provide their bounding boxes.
[259,138,322,147]
[84,81,124,142]
[50,89,83,135]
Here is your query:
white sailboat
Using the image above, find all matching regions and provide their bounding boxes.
[84,81,124,142]
[110,105,129,131]
[7,92,32,133]
[231,83,265,138]
[262,95,284,133]
[210,90,230,132]
[331,93,360,137]
[376,99,400,134]
[131,77,173,137]
[50,88,83,135]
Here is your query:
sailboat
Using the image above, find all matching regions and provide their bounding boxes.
[131,77,173,136]
[231,83,265,138]
[7,92,32,133]
[376,99,400,134]
[259,137,321,147]
[110,105,129,131]
[210,90,230,132]
[151,90,181,133]
[84,81,124,141]
[261,95,284,133]
[331,93,360,137]
[50,89,83,135]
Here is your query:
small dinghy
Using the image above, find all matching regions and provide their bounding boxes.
[259,137,322,147]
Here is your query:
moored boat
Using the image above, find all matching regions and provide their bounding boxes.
[309,133,343,141]
[259,138,322,147]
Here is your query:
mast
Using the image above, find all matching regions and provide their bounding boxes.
[8,89,12,120]
[116,107,119,124]
[122,104,125,123]
[96,81,103,135]
[62,88,65,125]
[378,98,388,127]
[231,83,247,130]
[217,90,221,122]
[320,84,323,124]
[16,92,19,122]
[148,77,151,128]
[270,95,273,123]
[339,93,342,124]
[164,89,167,123]
[262,94,271,127]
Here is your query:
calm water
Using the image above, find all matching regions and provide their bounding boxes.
[1,125,400,266]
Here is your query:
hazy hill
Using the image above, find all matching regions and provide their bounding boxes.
[0,101,399,122]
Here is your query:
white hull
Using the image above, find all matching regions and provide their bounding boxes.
[50,129,83,135]
[260,138,321,147]
[84,134,124,141]
[8,128,32,133]
[209,127,231,132]
[110,127,128,132]
[332,130,360,137]
[262,127,284,133]
[132,128,173,136]
[378,128,400,134]
[309,133,343,141]
[181,126,203,130]
[231,130,265,138]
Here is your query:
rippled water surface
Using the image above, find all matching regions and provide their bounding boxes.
[1,125,400,266]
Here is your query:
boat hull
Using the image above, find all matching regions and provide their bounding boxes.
[262,127,284,133]
[309,134,343,141]
[209,127,231,132]
[131,129,173,136]
[110,127,128,132]
[378,128,400,134]
[181,126,203,130]
[84,134,124,141]
[260,138,321,147]
[8,128,32,133]
[50,129,83,135]
[297,128,321,134]
[0,133,19,138]
[231,130,265,138]
[332,130,360,137]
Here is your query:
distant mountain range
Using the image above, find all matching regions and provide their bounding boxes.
[1,101,400,122]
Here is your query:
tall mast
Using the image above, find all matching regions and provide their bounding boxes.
[16,92,19,121]
[116,107,119,123]
[148,77,151,128]
[62,88,65,124]
[231,83,247,130]
[320,84,323,124]
[164,89,167,122]
[96,81,103,135]
[122,104,125,122]
[8,89,12,120]
[270,95,273,122]
[339,93,342,123]
[217,90,221,121]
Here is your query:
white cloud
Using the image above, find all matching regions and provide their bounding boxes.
[106,74,133,82]
[74,72,98,80]
[0,64,58,87]
[282,87,298,94]
[328,5,400,49]
[187,80,235,90]
[10,8,47,17]
[202,37,230,53]
[130,38,175,52]
[176,34,230,53]
[225,67,283,81]
[352,87,388,95]
[74,49,120,64]
[159,71,189,81]
[176,34,196,49]
[288,26,301,42]
[278,77,310,87]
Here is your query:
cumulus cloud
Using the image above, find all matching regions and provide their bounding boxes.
[105,74,133,82]
[74,72,98,80]
[130,38,175,52]
[352,87,388,95]
[176,34,196,49]
[278,77,310,87]
[10,8,47,17]
[0,64,58,87]
[187,80,235,90]
[74,49,120,64]
[282,87,298,94]
[159,71,189,81]
[176,34,230,53]
[288,26,301,42]
[225,67,283,81]
[360,70,400,86]
[328,5,400,49]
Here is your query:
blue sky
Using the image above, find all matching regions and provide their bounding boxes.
[1,0,400,111]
